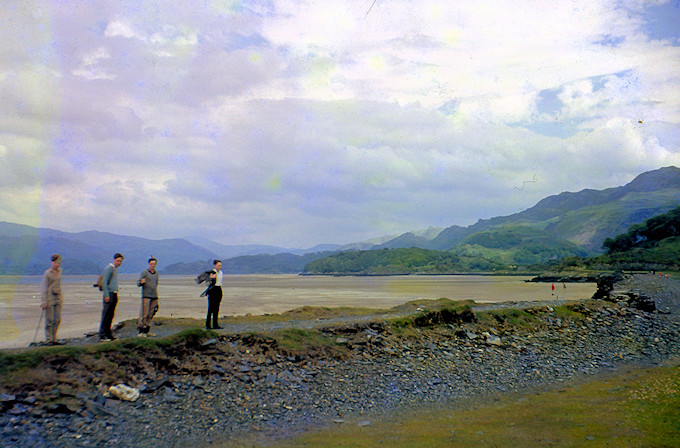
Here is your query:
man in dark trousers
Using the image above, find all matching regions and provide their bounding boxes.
[99,253,124,341]
[206,259,223,329]
[137,257,159,337]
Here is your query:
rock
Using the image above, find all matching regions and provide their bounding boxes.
[0,394,17,412]
[265,373,277,385]
[46,403,78,414]
[627,294,656,312]
[592,272,625,300]
[200,338,219,349]
[8,404,30,415]
[144,379,175,393]
[277,370,301,383]
[456,330,479,340]
[107,384,141,402]
[84,399,120,417]
[484,333,502,346]
[163,389,181,402]
[481,331,501,345]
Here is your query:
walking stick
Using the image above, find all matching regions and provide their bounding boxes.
[31,308,45,346]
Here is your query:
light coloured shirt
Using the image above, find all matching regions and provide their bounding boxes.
[102,263,119,297]
[41,267,62,305]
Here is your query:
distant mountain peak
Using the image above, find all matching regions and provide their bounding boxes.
[427,165,680,252]
[623,165,680,192]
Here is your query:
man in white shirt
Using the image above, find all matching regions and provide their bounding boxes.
[206,259,223,329]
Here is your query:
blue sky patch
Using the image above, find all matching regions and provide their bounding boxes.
[642,1,680,43]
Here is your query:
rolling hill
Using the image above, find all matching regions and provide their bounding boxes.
[0,223,220,275]
[370,166,680,267]
[425,166,680,253]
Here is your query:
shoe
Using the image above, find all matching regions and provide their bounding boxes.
[146,332,156,337]
[213,326,223,330]
[99,337,113,342]
[137,333,147,338]
[205,326,212,330]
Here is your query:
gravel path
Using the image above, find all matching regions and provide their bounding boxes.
[1,273,679,448]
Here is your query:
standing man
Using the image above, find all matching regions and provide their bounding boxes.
[99,253,124,341]
[41,254,63,345]
[206,259,223,330]
[137,257,159,337]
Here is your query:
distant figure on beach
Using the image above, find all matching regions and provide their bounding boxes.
[99,253,124,341]
[137,257,159,337]
[41,254,63,345]
[205,259,223,330]
[551,283,555,295]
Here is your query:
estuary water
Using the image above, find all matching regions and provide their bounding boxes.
[0,274,596,349]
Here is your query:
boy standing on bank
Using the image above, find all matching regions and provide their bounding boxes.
[137,257,159,337]
[41,254,64,345]
[99,253,124,341]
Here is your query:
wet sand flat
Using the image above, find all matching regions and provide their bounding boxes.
[0,274,595,349]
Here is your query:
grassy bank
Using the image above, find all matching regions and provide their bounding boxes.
[262,363,680,448]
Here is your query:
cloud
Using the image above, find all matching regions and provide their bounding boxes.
[1,0,679,248]
[72,47,114,80]
[104,20,138,39]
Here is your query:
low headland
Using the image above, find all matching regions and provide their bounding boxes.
[0,272,679,447]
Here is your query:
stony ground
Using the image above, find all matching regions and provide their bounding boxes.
[1,273,679,448]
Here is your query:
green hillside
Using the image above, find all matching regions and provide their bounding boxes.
[551,206,680,272]
[164,251,334,275]
[303,247,505,275]
[305,206,680,275]
[427,166,680,252]
[454,225,590,265]
[544,189,680,250]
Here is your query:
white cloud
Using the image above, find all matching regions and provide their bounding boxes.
[0,0,679,247]
[104,20,137,39]
[72,47,115,80]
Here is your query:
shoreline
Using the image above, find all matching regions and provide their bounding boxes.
[0,274,677,447]
[0,274,597,349]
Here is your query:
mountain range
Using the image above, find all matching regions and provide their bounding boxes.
[1,166,678,275]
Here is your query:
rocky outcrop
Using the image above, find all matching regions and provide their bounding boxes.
[591,272,626,300]
[527,274,599,283]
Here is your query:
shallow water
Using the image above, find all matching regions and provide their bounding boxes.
[0,274,595,349]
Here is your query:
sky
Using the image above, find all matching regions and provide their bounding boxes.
[1,0,679,249]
